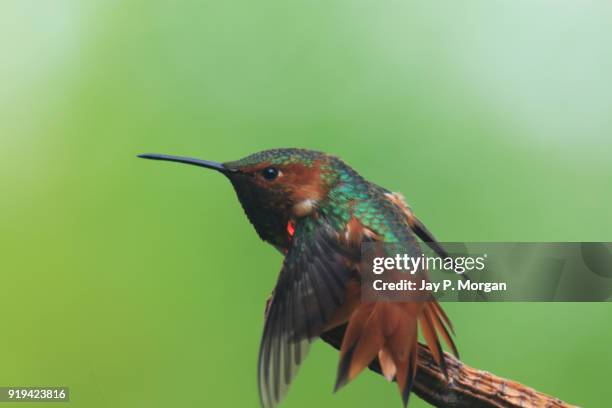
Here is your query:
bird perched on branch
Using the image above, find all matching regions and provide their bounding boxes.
[139,148,457,407]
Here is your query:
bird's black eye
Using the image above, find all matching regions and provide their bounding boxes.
[261,167,279,181]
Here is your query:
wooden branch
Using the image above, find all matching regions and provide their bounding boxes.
[321,325,577,408]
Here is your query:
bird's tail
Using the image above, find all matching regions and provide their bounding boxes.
[334,300,457,407]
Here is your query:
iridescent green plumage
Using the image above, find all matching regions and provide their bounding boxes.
[225,148,321,168]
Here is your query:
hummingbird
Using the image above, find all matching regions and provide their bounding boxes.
[139,148,457,408]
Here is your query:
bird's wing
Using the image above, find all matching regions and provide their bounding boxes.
[385,191,474,289]
[384,191,449,258]
[258,215,355,408]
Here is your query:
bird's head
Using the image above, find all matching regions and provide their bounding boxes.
[139,148,343,248]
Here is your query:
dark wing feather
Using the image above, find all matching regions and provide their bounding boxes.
[258,216,355,408]
[410,216,449,258]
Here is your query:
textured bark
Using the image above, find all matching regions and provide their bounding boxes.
[321,325,577,408]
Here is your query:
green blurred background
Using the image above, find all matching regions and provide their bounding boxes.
[1,1,611,407]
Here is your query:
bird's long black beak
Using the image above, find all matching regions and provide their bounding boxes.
[138,153,234,173]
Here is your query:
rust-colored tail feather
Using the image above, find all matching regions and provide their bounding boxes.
[419,306,447,378]
[427,302,459,358]
[335,300,457,407]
